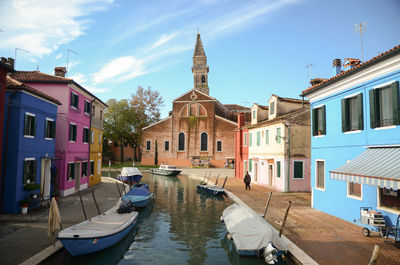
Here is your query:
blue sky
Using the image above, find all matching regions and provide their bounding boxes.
[1,0,399,118]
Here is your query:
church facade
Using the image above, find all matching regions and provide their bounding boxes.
[141,34,249,167]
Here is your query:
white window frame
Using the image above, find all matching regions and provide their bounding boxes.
[347,182,363,200]
[83,127,90,144]
[376,187,400,215]
[216,140,222,152]
[200,132,208,152]
[146,140,151,151]
[67,161,75,181]
[70,91,79,109]
[23,157,36,184]
[315,159,325,191]
[293,160,304,179]
[44,117,54,140]
[84,100,91,115]
[69,122,77,142]
[24,112,36,138]
[81,160,88,177]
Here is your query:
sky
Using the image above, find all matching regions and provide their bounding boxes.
[0,0,399,118]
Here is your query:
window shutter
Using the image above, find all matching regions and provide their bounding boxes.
[33,160,37,181]
[341,99,347,132]
[33,116,36,136]
[321,105,326,134]
[73,125,77,141]
[52,121,56,138]
[369,89,377,128]
[312,108,317,136]
[249,159,252,172]
[23,161,27,183]
[24,114,29,135]
[70,92,74,106]
[357,93,364,130]
[392,81,400,125]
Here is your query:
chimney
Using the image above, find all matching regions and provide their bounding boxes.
[237,113,245,128]
[332,58,341,76]
[343,58,361,70]
[54,67,67,77]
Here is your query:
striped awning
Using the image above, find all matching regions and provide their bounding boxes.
[330,147,400,190]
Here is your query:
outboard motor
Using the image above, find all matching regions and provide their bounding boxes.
[263,242,278,264]
[118,199,134,214]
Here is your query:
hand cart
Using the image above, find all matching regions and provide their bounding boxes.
[357,207,400,248]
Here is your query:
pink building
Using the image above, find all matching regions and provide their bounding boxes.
[11,67,105,196]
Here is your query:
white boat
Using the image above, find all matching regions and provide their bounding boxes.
[58,204,138,256]
[117,167,143,184]
[151,165,181,176]
[221,203,288,264]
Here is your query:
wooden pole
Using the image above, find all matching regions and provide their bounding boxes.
[368,245,381,265]
[91,190,101,215]
[279,200,292,237]
[78,191,88,220]
[116,181,122,197]
[206,171,211,185]
[222,176,228,189]
[263,192,273,218]
[215,174,220,185]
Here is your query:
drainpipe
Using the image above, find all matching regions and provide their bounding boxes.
[283,121,290,192]
[1,91,17,212]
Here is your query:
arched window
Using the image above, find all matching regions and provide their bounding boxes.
[200,132,208,151]
[201,75,205,83]
[178,132,185,151]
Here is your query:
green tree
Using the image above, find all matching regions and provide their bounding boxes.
[130,86,164,161]
[103,99,136,163]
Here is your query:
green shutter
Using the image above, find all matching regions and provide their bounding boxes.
[357,93,364,130]
[321,105,326,134]
[341,98,347,132]
[266,130,269,144]
[312,108,317,136]
[257,131,260,146]
[392,81,399,125]
[249,159,252,172]
[249,133,252,146]
[369,89,377,128]
[277,161,281,178]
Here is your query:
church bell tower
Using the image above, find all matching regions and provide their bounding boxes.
[192,33,209,95]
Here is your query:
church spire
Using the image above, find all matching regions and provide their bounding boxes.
[192,33,209,95]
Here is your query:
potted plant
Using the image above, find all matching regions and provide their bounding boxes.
[18,199,30,214]
[24,182,40,191]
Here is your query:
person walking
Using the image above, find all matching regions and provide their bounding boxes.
[244,171,251,190]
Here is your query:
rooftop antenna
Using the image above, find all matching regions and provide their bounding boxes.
[15,47,30,69]
[66,48,78,76]
[355,22,366,62]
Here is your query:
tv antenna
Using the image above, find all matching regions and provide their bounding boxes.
[355,22,366,62]
[66,48,78,75]
[306,63,313,80]
[15,47,30,69]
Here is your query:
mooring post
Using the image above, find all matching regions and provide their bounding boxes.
[368,245,381,265]
[108,160,111,178]
[215,174,220,185]
[222,176,228,189]
[116,181,122,197]
[78,191,88,220]
[263,192,273,218]
[91,190,101,215]
[207,171,211,185]
[279,200,292,237]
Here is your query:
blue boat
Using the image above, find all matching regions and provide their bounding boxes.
[58,204,138,256]
[122,183,154,208]
[117,167,142,184]
[197,184,225,195]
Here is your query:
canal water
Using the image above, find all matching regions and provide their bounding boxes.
[46,172,282,265]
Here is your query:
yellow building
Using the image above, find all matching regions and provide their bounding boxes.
[89,99,107,186]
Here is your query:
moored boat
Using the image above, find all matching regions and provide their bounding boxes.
[122,183,154,208]
[117,167,142,184]
[221,203,288,264]
[151,165,181,176]
[196,184,225,195]
[58,204,138,256]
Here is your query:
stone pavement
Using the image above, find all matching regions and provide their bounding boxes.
[215,174,400,265]
[0,177,128,265]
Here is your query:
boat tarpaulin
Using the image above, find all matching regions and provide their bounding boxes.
[330,147,400,190]
[222,203,287,253]
[120,167,142,177]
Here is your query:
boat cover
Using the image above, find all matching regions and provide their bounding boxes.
[120,167,142,177]
[125,185,151,196]
[222,203,287,252]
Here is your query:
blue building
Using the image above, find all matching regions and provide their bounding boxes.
[301,45,400,229]
[2,76,61,213]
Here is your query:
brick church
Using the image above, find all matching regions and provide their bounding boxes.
[141,34,249,167]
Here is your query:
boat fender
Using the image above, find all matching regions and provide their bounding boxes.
[226,233,232,240]
[118,199,135,214]
[214,190,218,195]
[263,242,278,264]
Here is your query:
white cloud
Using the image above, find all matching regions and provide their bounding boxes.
[71,73,87,84]
[92,56,146,84]
[0,0,114,57]
[146,32,180,52]
[55,53,63,60]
